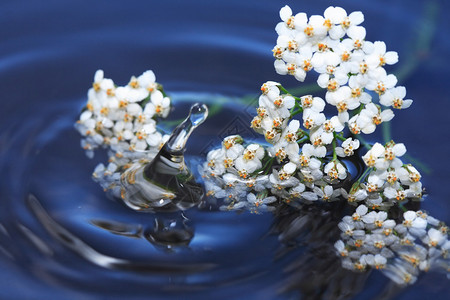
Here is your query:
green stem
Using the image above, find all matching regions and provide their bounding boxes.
[251,156,275,176]
[297,136,309,144]
[353,104,364,117]
[290,107,303,117]
[351,167,373,192]
[263,157,275,175]
[298,129,310,139]
[333,132,347,142]
[332,138,338,161]
[277,84,290,94]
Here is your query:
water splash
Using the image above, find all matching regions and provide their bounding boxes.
[120,103,208,212]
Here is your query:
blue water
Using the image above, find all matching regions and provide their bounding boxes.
[0,0,449,299]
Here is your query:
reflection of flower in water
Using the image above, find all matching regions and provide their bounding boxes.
[270,202,371,300]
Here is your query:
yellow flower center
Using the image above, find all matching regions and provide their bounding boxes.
[393,98,403,109]
[286,16,295,29]
[272,46,283,59]
[287,63,297,75]
[304,25,314,36]
[302,96,313,107]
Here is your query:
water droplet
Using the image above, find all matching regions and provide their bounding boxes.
[119,103,208,212]
[165,103,208,153]
[189,103,208,127]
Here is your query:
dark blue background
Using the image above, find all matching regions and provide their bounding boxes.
[0,0,449,299]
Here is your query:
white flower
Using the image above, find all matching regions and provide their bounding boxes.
[309,126,332,146]
[336,138,360,157]
[205,148,227,177]
[288,183,306,199]
[352,204,369,222]
[357,103,394,134]
[302,108,326,130]
[423,228,446,248]
[269,168,300,191]
[324,161,347,181]
[348,74,372,104]
[325,86,360,122]
[365,234,389,251]
[364,254,387,270]
[204,180,226,198]
[294,45,315,73]
[323,6,347,28]
[274,59,307,81]
[346,25,369,52]
[383,259,417,285]
[342,187,368,204]
[353,254,368,271]
[380,86,413,109]
[365,68,398,96]
[310,117,344,146]
[366,172,385,193]
[362,142,385,167]
[333,39,356,64]
[271,120,301,162]
[366,41,398,69]
[362,211,388,229]
[313,185,342,201]
[115,77,148,103]
[247,192,277,212]
[222,135,244,153]
[338,216,356,236]
[348,115,362,135]
[260,81,281,99]
[91,69,115,98]
[301,143,326,160]
[137,70,157,92]
[300,95,325,112]
[146,90,171,118]
[398,165,421,185]
[235,144,264,178]
[328,9,365,40]
[334,239,349,257]
[92,163,106,179]
[403,211,427,234]
[317,75,346,93]
[375,142,406,170]
[272,95,296,118]
[304,14,328,39]
[311,38,340,70]
[277,5,307,34]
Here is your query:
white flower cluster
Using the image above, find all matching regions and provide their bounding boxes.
[355,141,423,206]
[274,5,412,135]
[199,79,365,212]
[199,135,274,212]
[199,5,449,285]
[75,70,171,188]
[199,5,417,213]
[336,205,449,285]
